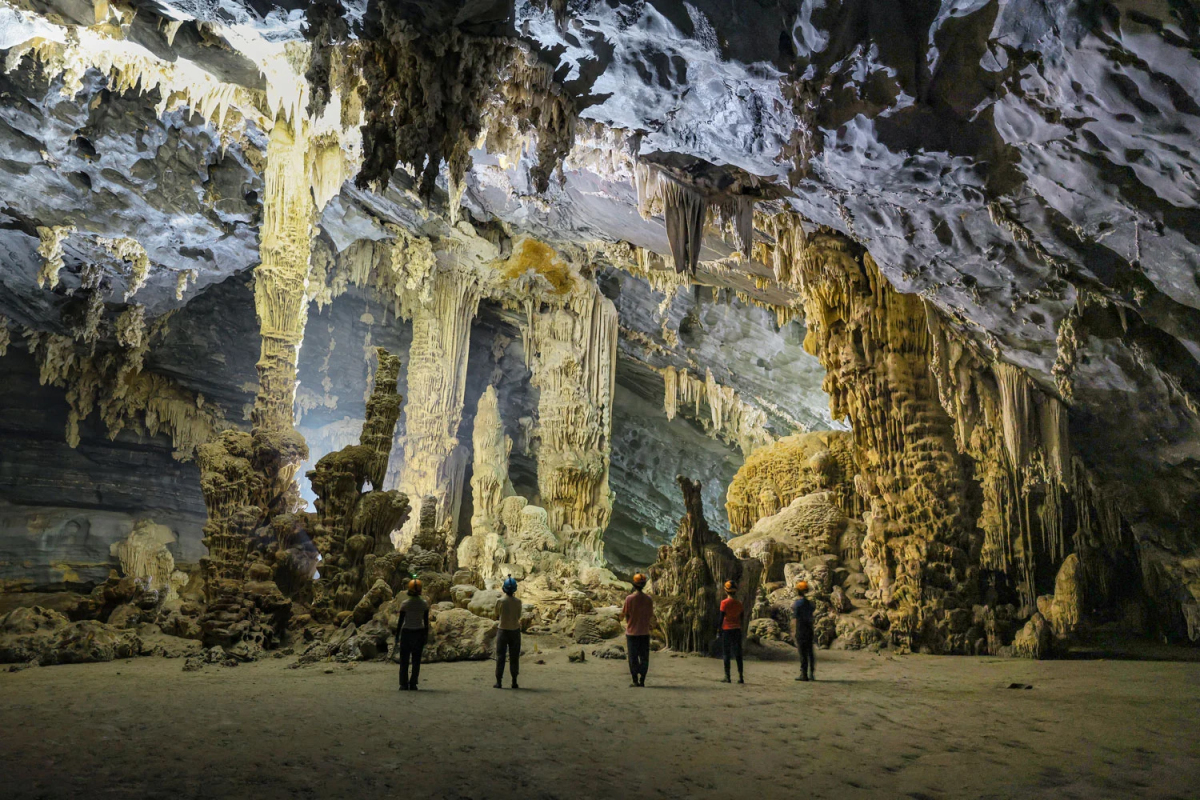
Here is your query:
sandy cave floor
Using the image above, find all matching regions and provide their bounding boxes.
[2,645,1199,800]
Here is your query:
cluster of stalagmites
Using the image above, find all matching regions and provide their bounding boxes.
[759,223,1143,656]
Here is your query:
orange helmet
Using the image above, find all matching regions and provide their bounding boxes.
[407,579,422,595]
[724,580,737,593]
[632,573,648,588]
[795,581,809,593]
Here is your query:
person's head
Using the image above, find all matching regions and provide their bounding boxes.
[502,576,518,595]
[724,579,738,596]
[632,573,648,592]
[407,578,423,596]
[795,580,808,596]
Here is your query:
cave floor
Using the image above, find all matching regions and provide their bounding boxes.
[2,646,1198,799]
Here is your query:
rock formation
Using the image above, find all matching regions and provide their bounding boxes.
[307,348,411,619]
[649,476,746,653]
[725,431,859,535]
[527,287,618,565]
[394,269,482,555]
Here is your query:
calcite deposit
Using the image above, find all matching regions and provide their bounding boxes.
[1,0,1198,674]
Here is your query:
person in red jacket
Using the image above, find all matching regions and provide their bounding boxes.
[620,572,654,687]
[716,579,745,684]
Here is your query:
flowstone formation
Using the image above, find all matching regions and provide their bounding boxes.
[394,269,482,554]
[725,431,860,536]
[527,289,618,565]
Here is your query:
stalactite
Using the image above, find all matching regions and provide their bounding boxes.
[662,177,706,274]
[253,118,316,438]
[725,431,860,535]
[97,237,151,300]
[717,196,754,259]
[526,284,618,565]
[352,13,575,199]
[660,366,774,456]
[35,226,73,289]
[22,312,225,459]
[925,300,1133,630]
[394,268,482,556]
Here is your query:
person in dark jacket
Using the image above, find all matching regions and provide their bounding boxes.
[716,579,745,684]
[396,579,430,691]
[792,581,815,681]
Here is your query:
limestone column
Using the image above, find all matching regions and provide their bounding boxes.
[253,118,315,436]
[394,268,481,555]
[793,229,978,653]
[527,285,618,564]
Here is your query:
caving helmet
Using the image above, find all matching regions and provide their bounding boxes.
[724,580,738,594]
[632,573,648,589]
[502,576,518,595]
[407,579,422,595]
[795,581,809,594]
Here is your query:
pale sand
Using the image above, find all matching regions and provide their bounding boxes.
[2,645,1198,799]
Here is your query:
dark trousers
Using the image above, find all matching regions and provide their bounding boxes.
[797,632,815,677]
[496,629,521,683]
[722,629,743,678]
[399,628,427,687]
[626,634,650,681]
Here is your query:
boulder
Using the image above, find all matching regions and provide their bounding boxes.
[450,584,478,608]
[728,492,847,581]
[1011,613,1055,659]
[592,642,626,660]
[422,609,498,663]
[467,589,503,619]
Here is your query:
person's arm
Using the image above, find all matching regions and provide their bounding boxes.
[716,606,725,634]
[423,608,431,636]
[395,600,405,638]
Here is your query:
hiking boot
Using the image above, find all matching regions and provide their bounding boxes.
[737,677,744,684]
[493,681,502,689]
[511,681,519,690]
[797,675,810,682]
[722,676,732,683]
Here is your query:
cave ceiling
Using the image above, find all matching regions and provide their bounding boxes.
[0,0,1199,587]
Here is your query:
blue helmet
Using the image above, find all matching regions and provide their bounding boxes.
[502,576,518,595]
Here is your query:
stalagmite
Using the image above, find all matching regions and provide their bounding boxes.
[469,385,515,535]
[109,520,176,592]
[649,476,746,653]
[395,269,482,555]
[527,285,618,565]
[307,348,410,617]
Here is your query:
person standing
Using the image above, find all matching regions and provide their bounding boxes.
[396,579,430,691]
[620,573,654,687]
[792,581,816,681]
[494,576,523,689]
[717,579,745,684]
